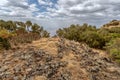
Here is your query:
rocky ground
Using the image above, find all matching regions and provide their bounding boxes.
[0,38,120,80]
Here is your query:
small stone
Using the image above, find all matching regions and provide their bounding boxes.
[88,66,100,73]
[35,76,46,80]
[57,53,63,59]
[13,76,19,80]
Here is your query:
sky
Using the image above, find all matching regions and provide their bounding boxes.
[0,0,120,35]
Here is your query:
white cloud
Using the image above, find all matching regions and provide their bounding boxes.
[0,0,8,6]
[38,0,46,5]
[38,0,53,6]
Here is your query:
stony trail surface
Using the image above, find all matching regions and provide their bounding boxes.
[0,38,120,80]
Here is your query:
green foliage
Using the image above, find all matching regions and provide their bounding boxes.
[56,22,120,63]
[82,31,105,49]
[98,28,120,43]
[0,29,15,50]
[32,23,40,33]
[56,24,105,49]
[106,38,120,63]
[0,19,50,49]
[0,38,11,50]
[56,22,120,49]
[0,29,16,38]
[42,30,50,37]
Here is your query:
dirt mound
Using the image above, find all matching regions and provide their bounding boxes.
[0,38,120,80]
[102,20,120,29]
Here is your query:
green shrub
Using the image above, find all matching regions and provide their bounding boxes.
[0,29,11,50]
[56,24,105,49]
[106,38,120,63]
[0,37,11,50]
[82,31,105,49]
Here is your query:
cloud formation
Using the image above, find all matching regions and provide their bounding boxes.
[0,0,120,35]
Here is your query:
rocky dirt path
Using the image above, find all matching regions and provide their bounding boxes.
[31,38,59,55]
[0,38,120,80]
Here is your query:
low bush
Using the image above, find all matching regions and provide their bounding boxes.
[0,29,12,50]
[0,37,11,50]
[56,24,105,49]
[82,31,105,49]
[106,38,120,63]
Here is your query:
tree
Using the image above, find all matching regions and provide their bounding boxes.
[0,20,6,29]
[32,23,40,33]
[42,30,50,37]
[6,20,17,32]
[25,20,32,31]
[15,21,26,30]
[56,28,64,37]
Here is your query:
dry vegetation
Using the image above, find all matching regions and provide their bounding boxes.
[0,38,120,80]
[0,20,120,80]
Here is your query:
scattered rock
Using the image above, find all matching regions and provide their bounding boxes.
[0,38,120,80]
